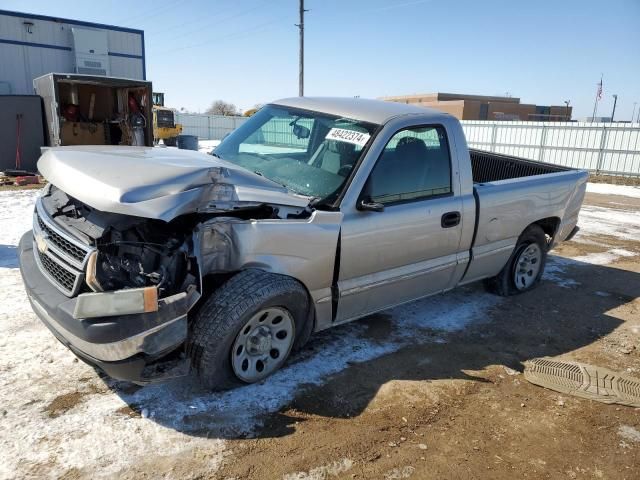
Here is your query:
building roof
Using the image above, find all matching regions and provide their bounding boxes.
[272,97,449,125]
[379,92,521,103]
[0,9,143,35]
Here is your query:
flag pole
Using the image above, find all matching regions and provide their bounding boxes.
[591,75,602,121]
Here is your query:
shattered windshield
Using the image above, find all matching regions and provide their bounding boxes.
[214,105,378,201]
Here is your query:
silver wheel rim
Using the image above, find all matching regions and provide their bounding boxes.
[513,243,542,291]
[231,307,295,383]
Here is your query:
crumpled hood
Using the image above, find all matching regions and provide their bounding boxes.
[38,146,310,221]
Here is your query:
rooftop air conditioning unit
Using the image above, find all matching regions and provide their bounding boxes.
[72,28,110,76]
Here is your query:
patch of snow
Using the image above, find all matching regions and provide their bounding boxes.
[586,182,640,199]
[575,205,640,242]
[572,249,636,266]
[594,291,611,297]
[283,458,353,480]
[119,286,498,440]
[384,466,416,479]
[543,256,581,288]
[618,425,640,443]
[197,139,221,154]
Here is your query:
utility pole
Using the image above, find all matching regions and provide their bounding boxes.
[564,100,570,121]
[611,94,617,122]
[296,0,308,97]
[632,102,638,124]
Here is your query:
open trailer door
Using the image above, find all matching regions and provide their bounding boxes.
[34,73,154,147]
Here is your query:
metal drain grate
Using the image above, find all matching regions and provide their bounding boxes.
[524,358,640,408]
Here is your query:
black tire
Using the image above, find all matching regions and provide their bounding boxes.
[164,137,177,147]
[189,269,311,390]
[483,224,548,296]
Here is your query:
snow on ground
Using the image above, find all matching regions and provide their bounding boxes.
[543,198,640,286]
[197,139,220,154]
[0,189,498,478]
[0,184,638,478]
[587,182,640,199]
[576,204,640,242]
[565,202,640,267]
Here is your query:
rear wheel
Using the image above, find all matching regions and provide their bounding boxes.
[484,224,547,296]
[189,269,311,390]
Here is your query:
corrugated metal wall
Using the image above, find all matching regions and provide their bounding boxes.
[462,121,640,177]
[175,113,248,141]
[0,10,144,94]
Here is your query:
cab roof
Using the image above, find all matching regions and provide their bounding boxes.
[271,97,450,125]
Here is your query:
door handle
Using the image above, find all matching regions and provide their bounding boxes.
[441,211,461,228]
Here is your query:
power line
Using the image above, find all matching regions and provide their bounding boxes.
[157,16,287,56]
[144,1,241,37]
[373,0,434,12]
[115,0,191,27]
[148,0,268,45]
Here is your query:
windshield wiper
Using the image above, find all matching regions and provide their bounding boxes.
[254,170,289,190]
[309,197,331,209]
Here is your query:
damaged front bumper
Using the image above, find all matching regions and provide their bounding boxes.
[18,231,197,384]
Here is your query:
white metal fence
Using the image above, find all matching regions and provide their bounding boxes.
[176,113,640,178]
[461,121,640,177]
[175,113,247,141]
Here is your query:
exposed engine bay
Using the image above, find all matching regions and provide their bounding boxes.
[41,185,294,299]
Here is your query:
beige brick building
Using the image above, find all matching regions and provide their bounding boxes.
[379,93,572,121]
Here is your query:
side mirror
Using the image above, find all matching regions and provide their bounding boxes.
[357,198,385,212]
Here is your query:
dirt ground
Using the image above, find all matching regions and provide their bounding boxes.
[1,189,639,480]
[216,191,640,480]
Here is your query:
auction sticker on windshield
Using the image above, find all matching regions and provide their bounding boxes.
[325,128,371,147]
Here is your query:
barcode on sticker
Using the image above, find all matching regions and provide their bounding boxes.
[325,128,371,147]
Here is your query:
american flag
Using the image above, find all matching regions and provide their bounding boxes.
[597,77,603,101]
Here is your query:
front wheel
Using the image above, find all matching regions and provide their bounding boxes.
[189,269,311,390]
[484,224,548,296]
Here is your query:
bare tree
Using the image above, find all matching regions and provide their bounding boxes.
[205,100,239,116]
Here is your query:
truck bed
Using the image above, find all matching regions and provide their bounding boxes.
[462,150,588,285]
[470,149,570,183]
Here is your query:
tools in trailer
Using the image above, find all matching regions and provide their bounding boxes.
[128,93,147,146]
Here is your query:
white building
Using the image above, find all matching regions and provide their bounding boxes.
[0,9,145,95]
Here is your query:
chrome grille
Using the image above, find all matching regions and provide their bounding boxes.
[36,214,86,264]
[33,198,95,296]
[36,248,78,292]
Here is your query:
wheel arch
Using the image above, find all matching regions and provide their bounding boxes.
[201,267,317,336]
[528,216,561,247]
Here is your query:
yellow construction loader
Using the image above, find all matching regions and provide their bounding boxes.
[152,92,182,146]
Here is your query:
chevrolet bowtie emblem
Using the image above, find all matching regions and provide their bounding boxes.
[35,232,48,254]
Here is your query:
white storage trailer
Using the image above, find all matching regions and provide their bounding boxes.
[0,9,145,95]
[34,73,154,148]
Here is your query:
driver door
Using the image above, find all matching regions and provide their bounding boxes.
[336,125,463,322]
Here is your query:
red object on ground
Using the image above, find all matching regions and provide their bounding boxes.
[14,176,40,186]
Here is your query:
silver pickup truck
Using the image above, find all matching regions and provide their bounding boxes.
[18,97,587,388]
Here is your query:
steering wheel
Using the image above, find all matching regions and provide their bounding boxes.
[338,164,353,177]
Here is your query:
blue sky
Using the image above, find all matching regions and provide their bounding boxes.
[4,0,640,119]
